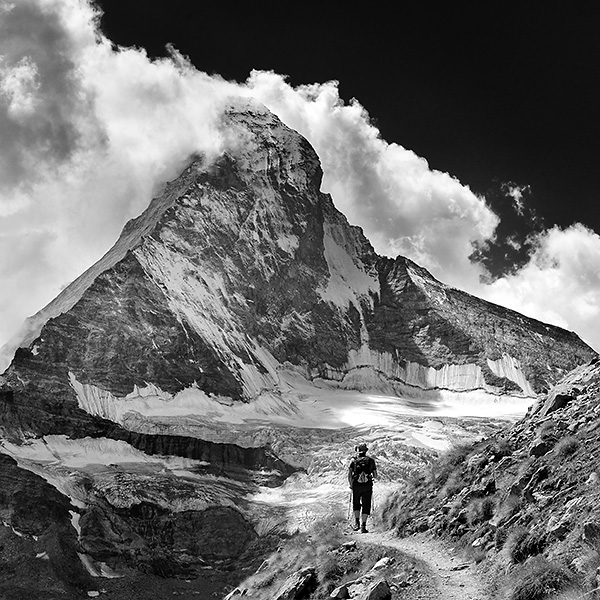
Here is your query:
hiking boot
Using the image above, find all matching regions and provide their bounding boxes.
[352,521,360,531]
[360,524,368,533]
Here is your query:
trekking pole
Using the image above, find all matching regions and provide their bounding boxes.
[347,490,352,520]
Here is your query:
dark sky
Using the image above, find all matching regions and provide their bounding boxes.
[95,2,600,274]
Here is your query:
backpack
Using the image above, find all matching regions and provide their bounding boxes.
[351,455,373,484]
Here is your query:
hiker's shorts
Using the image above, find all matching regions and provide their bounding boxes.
[352,483,373,514]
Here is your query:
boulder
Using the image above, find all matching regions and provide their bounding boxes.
[546,515,568,539]
[539,385,582,417]
[330,584,350,599]
[223,588,247,599]
[529,439,554,457]
[273,567,317,600]
[586,473,600,485]
[582,521,600,548]
[371,557,394,570]
[348,578,391,600]
[339,541,357,552]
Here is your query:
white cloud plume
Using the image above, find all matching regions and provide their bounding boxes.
[0,0,237,347]
[482,224,600,348]
[0,56,40,119]
[501,182,528,216]
[1,0,599,367]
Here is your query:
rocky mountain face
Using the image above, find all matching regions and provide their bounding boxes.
[0,100,596,598]
[2,104,594,414]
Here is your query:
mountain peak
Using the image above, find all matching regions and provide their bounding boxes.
[1,101,595,429]
[219,98,323,194]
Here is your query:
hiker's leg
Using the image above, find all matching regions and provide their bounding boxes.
[360,487,373,531]
[352,487,361,529]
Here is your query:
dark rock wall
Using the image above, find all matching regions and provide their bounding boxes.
[19,252,242,399]
[0,454,93,595]
[370,256,595,392]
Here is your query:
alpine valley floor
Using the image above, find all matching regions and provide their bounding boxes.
[0,370,531,599]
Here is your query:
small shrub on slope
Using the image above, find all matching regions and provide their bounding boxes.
[433,442,474,487]
[465,497,495,526]
[490,438,513,460]
[536,420,555,440]
[379,441,478,533]
[379,475,428,532]
[554,436,580,457]
[503,526,547,564]
[507,556,575,600]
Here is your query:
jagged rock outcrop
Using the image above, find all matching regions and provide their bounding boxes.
[334,563,393,600]
[273,566,318,600]
[347,578,391,600]
[0,454,94,597]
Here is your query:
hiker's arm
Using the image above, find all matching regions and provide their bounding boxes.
[347,465,353,488]
[372,460,378,481]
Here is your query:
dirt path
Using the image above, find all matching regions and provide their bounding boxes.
[360,530,490,600]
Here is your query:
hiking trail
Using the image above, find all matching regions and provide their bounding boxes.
[360,529,490,600]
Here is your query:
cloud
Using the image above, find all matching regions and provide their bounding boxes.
[1,0,599,368]
[501,182,529,216]
[481,224,600,348]
[0,56,40,119]
[246,71,499,292]
[0,0,237,346]
[0,0,499,350]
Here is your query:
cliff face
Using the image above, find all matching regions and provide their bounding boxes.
[0,100,596,598]
[368,256,592,395]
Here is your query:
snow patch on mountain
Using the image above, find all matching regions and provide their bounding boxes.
[78,553,124,579]
[319,222,379,312]
[69,369,532,446]
[0,434,201,470]
[276,233,300,254]
[487,353,535,395]
[133,238,279,397]
[0,434,241,513]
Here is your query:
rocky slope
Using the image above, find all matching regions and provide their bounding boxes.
[0,99,596,598]
[383,355,600,598]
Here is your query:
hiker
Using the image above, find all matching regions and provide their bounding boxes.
[348,442,377,533]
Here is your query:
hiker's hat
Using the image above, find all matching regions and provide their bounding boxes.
[356,443,368,453]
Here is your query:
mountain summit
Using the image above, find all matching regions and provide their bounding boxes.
[0,101,595,598]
